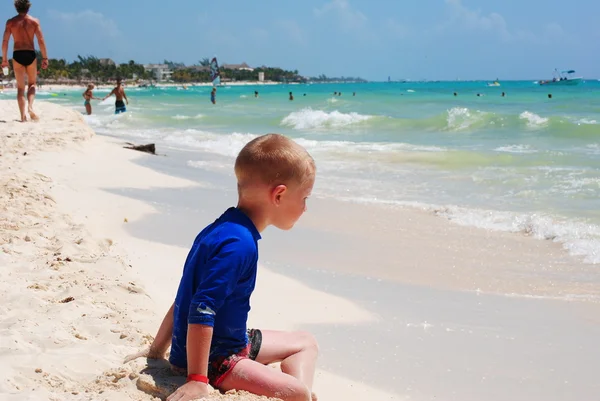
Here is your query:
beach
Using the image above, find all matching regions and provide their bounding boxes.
[1,96,599,401]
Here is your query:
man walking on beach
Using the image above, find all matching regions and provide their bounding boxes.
[2,0,48,122]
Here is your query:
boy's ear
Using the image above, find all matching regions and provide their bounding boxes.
[271,184,288,206]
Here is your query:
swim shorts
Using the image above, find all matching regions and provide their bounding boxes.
[208,328,262,388]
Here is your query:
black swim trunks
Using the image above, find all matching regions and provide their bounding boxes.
[115,100,127,114]
[12,50,37,67]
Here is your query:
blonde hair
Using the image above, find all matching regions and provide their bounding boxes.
[235,134,315,191]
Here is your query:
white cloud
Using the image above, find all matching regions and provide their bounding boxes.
[385,18,411,39]
[444,0,510,40]
[314,0,368,32]
[48,10,120,38]
[274,20,307,46]
[441,0,573,45]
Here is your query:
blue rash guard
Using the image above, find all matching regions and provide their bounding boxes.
[169,207,261,369]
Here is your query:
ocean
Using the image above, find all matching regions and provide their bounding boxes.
[17,79,600,264]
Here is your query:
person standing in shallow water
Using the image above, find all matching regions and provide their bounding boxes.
[1,0,48,122]
[82,83,101,115]
[103,78,128,114]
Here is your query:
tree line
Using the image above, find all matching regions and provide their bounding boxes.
[0,54,366,84]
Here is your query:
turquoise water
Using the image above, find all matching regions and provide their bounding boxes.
[14,80,600,262]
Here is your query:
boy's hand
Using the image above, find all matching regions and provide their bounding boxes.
[123,346,166,364]
[166,381,210,401]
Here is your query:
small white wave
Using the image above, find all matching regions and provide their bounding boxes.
[172,114,204,120]
[434,206,600,264]
[338,197,600,264]
[294,138,446,154]
[577,118,598,125]
[446,107,485,131]
[519,111,548,128]
[585,144,600,155]
[187,160,231,172]
[163,132,257,157]
[327,98,339,103]
[281,108,372,130]
[494,145,538,154]
[407,90,415,93]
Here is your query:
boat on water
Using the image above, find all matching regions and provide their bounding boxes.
[539,69,582,86]
[488,80,501,87]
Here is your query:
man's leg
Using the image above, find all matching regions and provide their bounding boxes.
[13,62,27,122]
[26,62,38,120]
[219,330,318,401]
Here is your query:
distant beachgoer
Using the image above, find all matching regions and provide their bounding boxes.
[303,93,306,96]
[548,94,552,99]
[501,92,505,97]
[289,91,294,101]
[338,92,342,96]
[2,0,48,122]
[211,87,216,104]
[254,90,258,98]
[82,83,100,115]
[103,77,128,114]
[353,92,356,96]
[334,91,337,95]
[453,92,457,96]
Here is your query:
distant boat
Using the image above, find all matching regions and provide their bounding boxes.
[488,80,501,87]
[539,69,582,86]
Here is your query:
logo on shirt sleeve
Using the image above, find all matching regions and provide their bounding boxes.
[197,303,216,316]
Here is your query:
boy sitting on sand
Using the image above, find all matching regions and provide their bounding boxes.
[126,134,319,401]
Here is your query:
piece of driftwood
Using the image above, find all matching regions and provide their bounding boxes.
[124,142,156,155]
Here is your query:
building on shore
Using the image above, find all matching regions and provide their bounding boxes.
[222,62,254,72]
[143,64,173,82]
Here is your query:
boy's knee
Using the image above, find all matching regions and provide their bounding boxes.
[297,331,319,354]
[279,382,311,401]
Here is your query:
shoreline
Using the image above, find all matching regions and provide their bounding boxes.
[2,100,599,400]
[121,144,600,302]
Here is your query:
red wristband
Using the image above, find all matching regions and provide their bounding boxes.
[186,374,209,384]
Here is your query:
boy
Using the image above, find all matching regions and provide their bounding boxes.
[126,134,319,401]
[103,77,128,114]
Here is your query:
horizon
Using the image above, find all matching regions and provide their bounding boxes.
[1,0,598,81]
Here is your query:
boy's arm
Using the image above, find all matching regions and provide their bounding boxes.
[165,324,212,401]
[149,302,175,358]
[124,302,175,363]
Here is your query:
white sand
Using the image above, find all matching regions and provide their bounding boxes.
[0,100,397,400]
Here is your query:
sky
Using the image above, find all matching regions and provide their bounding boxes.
[1,0,598,80]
